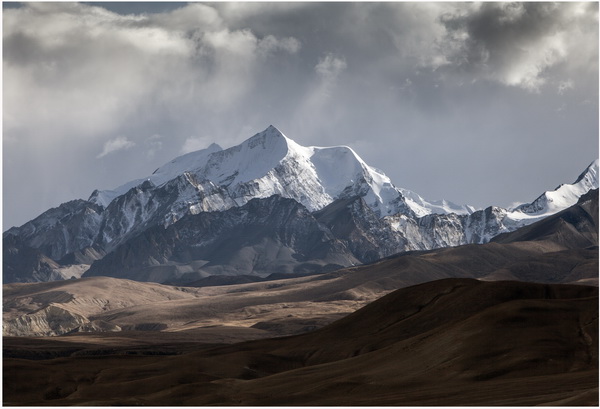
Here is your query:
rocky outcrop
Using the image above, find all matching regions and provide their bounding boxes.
[4,200,104,261]
[4,304,91,336]
[84,195,359,283]
[3,235,65,283]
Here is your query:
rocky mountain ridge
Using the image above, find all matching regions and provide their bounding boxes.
[4,126,598,283]
[4,188,597,338]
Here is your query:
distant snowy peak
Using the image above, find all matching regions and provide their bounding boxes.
[89,142,223,207]
[225,125,409,216]
[87,125,597,230]
[152,142,223,182]
[571,158,599,194]
[398,188,476,217]
[7,123,599,284]
[89,125,428,218]
[304,141,407,216]
[513,158,599,217]
[200,125,296,188]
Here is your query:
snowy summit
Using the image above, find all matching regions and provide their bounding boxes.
[90,125,473,221]
[5,125,598,284]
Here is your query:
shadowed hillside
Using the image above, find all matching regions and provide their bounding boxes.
[4,278,597,406]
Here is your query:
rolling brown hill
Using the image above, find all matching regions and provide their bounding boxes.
[4,278,597,405]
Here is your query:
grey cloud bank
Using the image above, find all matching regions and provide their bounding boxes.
[3,2,598,229]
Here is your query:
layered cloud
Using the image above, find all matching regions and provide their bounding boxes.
[3,2,302,149]
[436,2,598,90]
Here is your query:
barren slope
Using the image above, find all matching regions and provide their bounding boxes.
[4,278,597,406]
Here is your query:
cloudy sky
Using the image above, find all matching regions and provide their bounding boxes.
[3,2,598,228]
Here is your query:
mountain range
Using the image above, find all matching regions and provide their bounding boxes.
[4,187,597,338]
[4,125,598,284]
[4,129,598,405]
[4,186,598,403]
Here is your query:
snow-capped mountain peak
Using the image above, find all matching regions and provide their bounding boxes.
[200,125,294,188]
[89,142,223,208]
[513,158,599,217]
[574,158,599,187]
[398,188,476,217]
[90,125,423,219]
[152,142,223,181]
[6,124,598,285]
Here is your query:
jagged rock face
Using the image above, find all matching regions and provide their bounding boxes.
[95,175,240,251]
[2,303,121,337]
[84,196,360,283]
[386,212,467,251]
[387,189,600,252]
[3,304,90,337]
[4,200,104,261]
[314,197,408,262]
[3,235,64,283]
[388,198,584,252]
[58,246,106,266]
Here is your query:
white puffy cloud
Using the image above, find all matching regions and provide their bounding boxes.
[257,35,301,56]
[97,136,136,158]
[315,53,347,80]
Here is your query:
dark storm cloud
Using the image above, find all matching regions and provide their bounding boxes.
[437,2,598,90]
[3,2,598,229]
